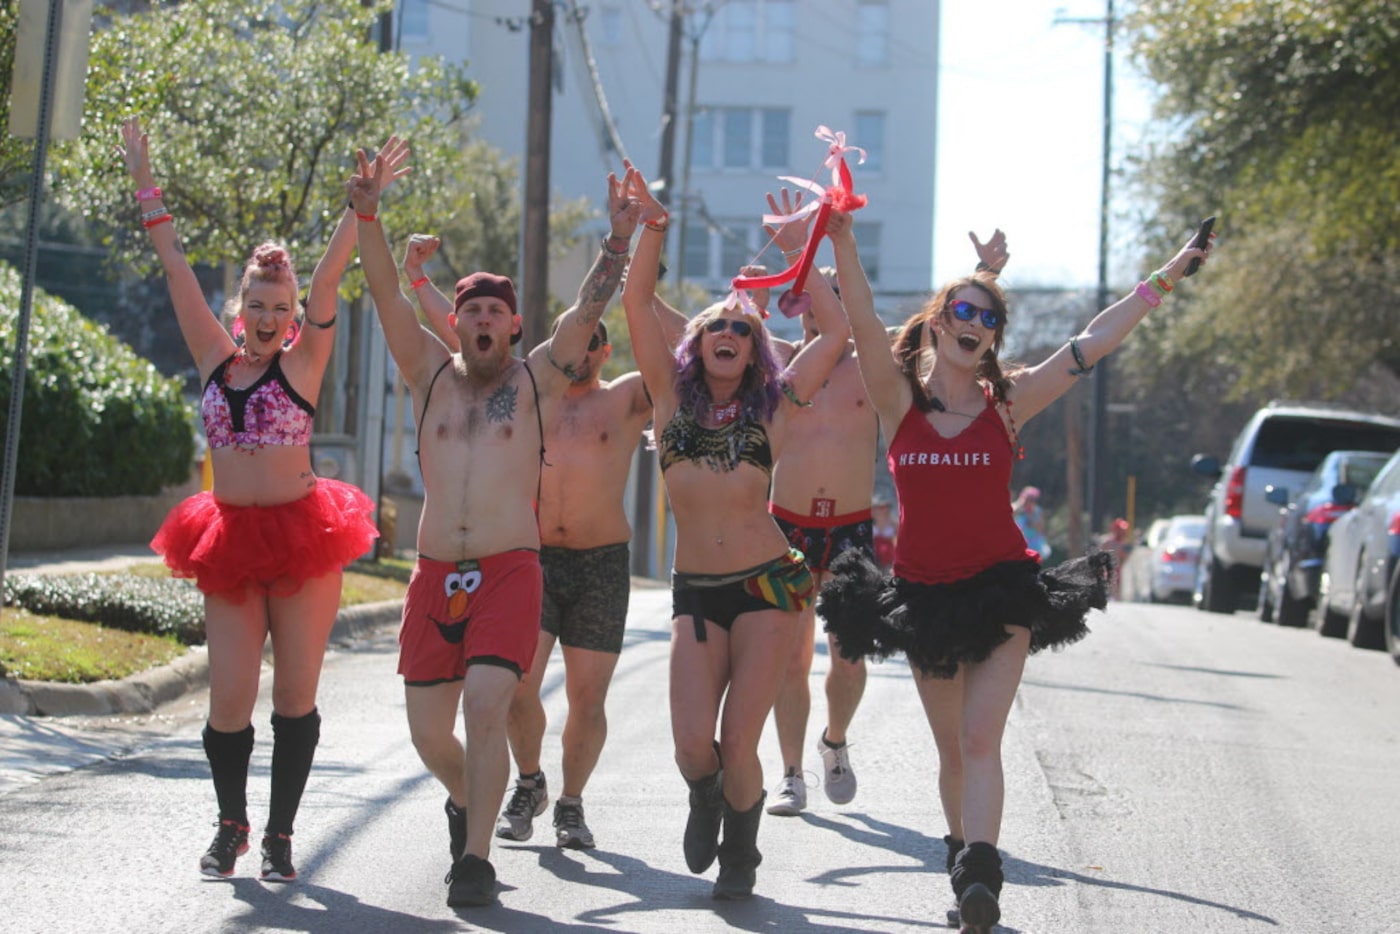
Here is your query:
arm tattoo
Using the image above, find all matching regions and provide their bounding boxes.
[574,247,628,328]
[486,383,518,423]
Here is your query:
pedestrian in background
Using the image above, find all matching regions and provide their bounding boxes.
[621,170,848,900]
[819,206,1214,933]
[124,118,397,882]
[1012,486,1051,560]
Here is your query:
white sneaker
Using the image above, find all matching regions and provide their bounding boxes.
[817,733,857,805]
[766,770,807,816]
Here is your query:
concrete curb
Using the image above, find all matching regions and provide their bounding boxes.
[0,599,403,718]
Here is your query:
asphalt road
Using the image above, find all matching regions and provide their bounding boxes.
[2,587,1399,933]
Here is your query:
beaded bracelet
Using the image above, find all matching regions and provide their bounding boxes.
[1135,280,1163,308]
[305,314,337,330]
[142,214,173,230]
[134,186,162,201]
[409,275,429,290]
[1150,271,1174,295]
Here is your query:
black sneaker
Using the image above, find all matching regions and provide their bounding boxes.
[446,853,497,907]
[199,819,250,878]
[553,797,596,850]
[495,773,548,841]
[445,797,467,861]
[259,833,297,882]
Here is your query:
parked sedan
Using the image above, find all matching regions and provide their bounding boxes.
[1148,515,1206,604]
[1314,448,1400,650]
[1258,450,1391,627]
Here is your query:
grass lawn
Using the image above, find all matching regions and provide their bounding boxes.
[1,556,411,684]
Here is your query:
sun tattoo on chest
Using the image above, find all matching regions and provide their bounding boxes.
[486,383,518,423]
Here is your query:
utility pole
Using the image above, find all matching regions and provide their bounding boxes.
[521,0,555,352]
[1054,0,1115,540]
[655,0,684,209]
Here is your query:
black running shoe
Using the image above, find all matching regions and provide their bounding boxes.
[259,833,297,882]
[199,819,250,878]
[446,854,497,907]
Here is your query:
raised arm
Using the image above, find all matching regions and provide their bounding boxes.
[401,233,459,351]
[763,189,849,404]
[1006,231,1213,424]
[349,150,447,387]
[970,228,1009,276]
[299,135,412,364]
[528,166,639,393]
[826,209,911,423]
[120,116,230,377]
[619,166,676,402]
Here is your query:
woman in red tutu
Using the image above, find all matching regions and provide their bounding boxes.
[121,117,404,883]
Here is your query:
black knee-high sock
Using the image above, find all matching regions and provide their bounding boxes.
[266,708,321,837]
[202,723,254,826]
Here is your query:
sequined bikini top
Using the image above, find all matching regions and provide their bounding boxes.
[658,404,772,475]
[202,352,314,449]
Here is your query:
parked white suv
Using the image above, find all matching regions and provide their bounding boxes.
[1189,402,1400,614]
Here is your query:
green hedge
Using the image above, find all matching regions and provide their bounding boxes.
[3,572,205,645]
[0,263,195,496]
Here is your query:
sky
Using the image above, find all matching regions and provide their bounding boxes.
[932,0,1158,290]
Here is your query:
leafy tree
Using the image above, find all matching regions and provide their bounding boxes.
[1126,0,1400,399]
[0,1,34,209]
[52,0,479,289]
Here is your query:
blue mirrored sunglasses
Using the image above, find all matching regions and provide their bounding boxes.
[946,299,1003,329]
[705,318,753,338]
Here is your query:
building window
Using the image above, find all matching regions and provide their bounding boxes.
[700,0,795,64]
[682,217,710,280]
[720,218,755,280]
[691,107,790,172]
[853,221,881,283]
[680,214,764,282]
[399,0,429,44]
[854,111,885,173]
[856,0,890,67]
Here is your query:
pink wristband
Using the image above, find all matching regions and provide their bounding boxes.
[135,186,162,201]
[1135,280,1163,308]
[409,276,429,290]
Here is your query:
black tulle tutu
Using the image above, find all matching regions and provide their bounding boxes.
[817,550,1112,678]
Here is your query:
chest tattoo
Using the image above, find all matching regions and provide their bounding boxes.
[486,383,518,423]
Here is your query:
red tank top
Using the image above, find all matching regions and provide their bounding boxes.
[887,399,1035,584]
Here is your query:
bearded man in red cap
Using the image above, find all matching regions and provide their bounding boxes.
[350,154,643,908]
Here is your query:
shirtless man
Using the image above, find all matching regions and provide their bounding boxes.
[765,232,1009,816]
[350,155,638,907]
[406,179,686,853]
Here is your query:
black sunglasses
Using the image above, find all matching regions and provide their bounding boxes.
[946,299,1003,330]
[588,333,605,352]
[704,318,753,338]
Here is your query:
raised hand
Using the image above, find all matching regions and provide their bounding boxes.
[118,116,156,188]
[738,264,771,313]
[347,148,388,217]
[763,188,810,259]
[375,135,413,195]
[624,162,667,227]
[403,233,441,277]
[609,163,643,240]
[970,228,1009,272]
[1158,227,1215,282]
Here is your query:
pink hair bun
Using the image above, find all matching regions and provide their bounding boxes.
[250,242,291,271]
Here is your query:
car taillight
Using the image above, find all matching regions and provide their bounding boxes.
[1224,467,1246,519]
[1304,502,1351,526]
[1389,511,1400,536]
[1162,546,1196,563]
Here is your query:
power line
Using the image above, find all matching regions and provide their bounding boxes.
[564,0,631,165]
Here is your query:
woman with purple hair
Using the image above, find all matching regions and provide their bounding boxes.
[621,169,848,900]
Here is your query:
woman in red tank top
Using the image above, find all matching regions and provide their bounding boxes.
[817,208,1214,933]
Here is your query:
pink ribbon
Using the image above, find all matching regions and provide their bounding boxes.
[732,127,867,316]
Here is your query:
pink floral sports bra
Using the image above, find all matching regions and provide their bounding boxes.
[202,353,314,449]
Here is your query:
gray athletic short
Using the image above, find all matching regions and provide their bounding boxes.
[540,542,631,653]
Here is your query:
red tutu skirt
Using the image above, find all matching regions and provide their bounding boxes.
[151,479,379,603]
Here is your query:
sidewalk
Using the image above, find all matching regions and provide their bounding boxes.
[0,543,402,717]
